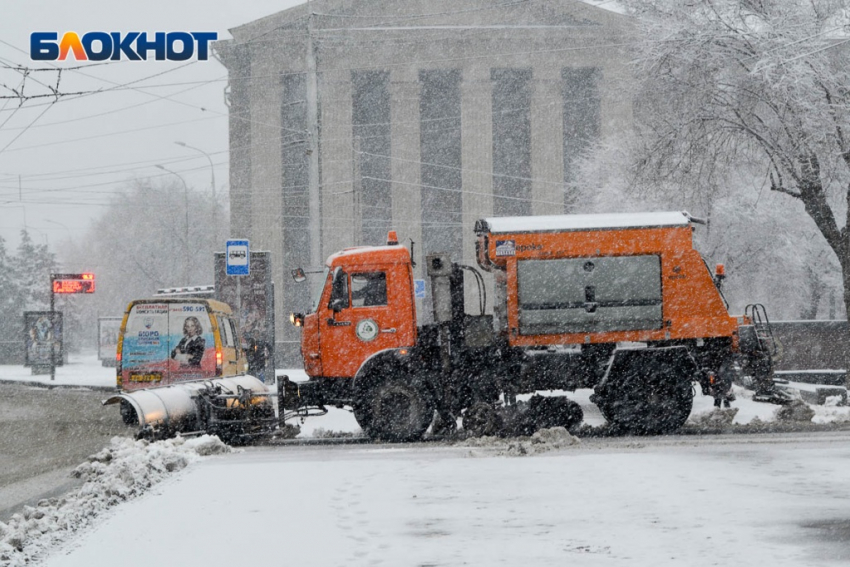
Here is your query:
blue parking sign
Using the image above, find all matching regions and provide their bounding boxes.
[226,240,250,276]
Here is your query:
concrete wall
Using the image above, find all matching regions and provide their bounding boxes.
[772,321,849,372]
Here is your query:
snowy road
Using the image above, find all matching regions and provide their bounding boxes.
[4,354,850,566]
[0,383,131,520]
[40,431,850,567]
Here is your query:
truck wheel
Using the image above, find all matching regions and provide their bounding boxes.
[596,369,693,435]
[462,402,503,437]
[368,381,435,442]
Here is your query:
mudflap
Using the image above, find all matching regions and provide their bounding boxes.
[591,346,697,435]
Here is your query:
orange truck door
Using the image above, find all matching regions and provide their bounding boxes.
[319,267,408,377]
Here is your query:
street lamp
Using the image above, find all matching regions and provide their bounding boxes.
[44,219,72,241]
[155,164,190,285]
[175,141,217,244]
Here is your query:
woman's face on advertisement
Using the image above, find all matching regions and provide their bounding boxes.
[184,319,198,337]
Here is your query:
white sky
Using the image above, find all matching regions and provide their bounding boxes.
[0,0,307,250]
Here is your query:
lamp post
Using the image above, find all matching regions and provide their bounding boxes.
[44,219,72,242]
[155,164,190,285]
[175,141,217,244]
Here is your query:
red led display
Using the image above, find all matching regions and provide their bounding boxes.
[52,273,95,294]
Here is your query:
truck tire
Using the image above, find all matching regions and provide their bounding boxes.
[593,348,695,435]
[368,380,435,442]
[462,402,503,437]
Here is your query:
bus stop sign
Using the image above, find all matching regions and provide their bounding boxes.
[226,240,250,276]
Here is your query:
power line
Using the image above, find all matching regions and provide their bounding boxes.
[0,46,203,113]
[0,84,596,182]
[0,151,226,182]
[361,175,564,206]
[0,78,212,131]
[0,160,227,194]
[0,113,221,154]
[358,150,566,186]
[0,101,55,155]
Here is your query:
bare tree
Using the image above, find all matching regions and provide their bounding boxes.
[625,0,850,312]
[59,178,228,347]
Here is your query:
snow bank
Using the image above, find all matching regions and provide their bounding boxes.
[812,395,850,424]
[0,435,231,567]
[0,352,116,389]
[688,407,739,428]
[458,426,581,457]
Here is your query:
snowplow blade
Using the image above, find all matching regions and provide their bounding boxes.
[104,375,276,443]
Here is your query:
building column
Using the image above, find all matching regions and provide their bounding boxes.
[223,43,252,242]
[531,65,565,215]
[249,52,284,348]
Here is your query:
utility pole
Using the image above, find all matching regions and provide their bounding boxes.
[306,5,322,268]
[156,165,191,285]
[175,142,217,245]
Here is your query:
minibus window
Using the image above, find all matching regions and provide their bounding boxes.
[220,315,235,347]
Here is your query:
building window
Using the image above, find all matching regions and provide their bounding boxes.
[420,69,462,261]
[563,67,601,211]
[352,71,392,246]
[491,68,532,217]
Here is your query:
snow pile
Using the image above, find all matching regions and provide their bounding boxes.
[459,426,581,457]
[0,435,231,567]
[688,407,739,428]
[310,427,358,439]
[812,395,850,425]
[774,400,816,423]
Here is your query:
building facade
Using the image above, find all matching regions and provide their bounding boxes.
[215,0,633,364]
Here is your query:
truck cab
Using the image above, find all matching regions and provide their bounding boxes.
[295,236,417,379]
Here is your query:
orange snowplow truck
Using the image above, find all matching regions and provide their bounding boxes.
[282,211,775,441]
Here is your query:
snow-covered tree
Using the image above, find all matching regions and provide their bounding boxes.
[13,229,57,311]
[60,177,228,347]
[622,0,850,314]
[0,236,24,351]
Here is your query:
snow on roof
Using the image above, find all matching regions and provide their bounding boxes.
[481,211,691,234]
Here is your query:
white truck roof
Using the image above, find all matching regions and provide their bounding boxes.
[479,211,692,234]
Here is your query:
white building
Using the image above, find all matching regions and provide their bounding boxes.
[215,0,633,363]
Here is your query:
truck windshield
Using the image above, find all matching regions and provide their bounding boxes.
[310,268,330,313]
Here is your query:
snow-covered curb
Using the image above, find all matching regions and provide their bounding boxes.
[0,435,232,567]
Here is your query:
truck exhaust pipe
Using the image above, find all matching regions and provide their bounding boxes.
[103,375,276,444]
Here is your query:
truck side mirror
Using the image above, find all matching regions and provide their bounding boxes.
[329,267,349,313]
[291,268,307,283]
